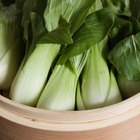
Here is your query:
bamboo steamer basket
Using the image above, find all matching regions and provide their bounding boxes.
[0,92,140,140]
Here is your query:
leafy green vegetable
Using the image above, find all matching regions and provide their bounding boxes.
[69,0,96,34]
[9,0,61,106]
[20,0,47,41]
[108,32,140,80]
[10,0,95,106]
[88,0,103,15]
[117,73,140,98]
[108,17,133,47]
[44,0,96,34]
[0,3,24,89]
[77,39,122,109]
[58,7,116,64]
[37,63,77,110]
[37,52,88,110]
[10,43,60,106]
[3,0,139,110]
[101,0,131,16]
[38,16,73,45]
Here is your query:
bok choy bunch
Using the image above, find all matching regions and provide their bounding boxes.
[9,0,61,106]
[106,0,140,98]
[9,0,96,106]
[76,39,122,110]
[0,3,24,90]
[2,0,139,111]
[37,53,88,110]
[37,2,122,110]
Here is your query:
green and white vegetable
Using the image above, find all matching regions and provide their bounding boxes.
[77,39,122,110]
[117,74,140,99]
[0,0,139,111]
[10,0,96,106]
[0,3,24,90]
[37,52,88,110]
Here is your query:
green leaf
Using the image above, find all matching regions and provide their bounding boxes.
[108,32,140,80]
[88,0,103,15]
[44,0,96,33]
[38,16,73,45]
[24,12,44,58]
[69,0,96,34]
[101,0,131,16]
[58,7,115,64]
[44,0,83,31]
[0,3,23,60]
[21,0,47,42]
[109,16,133,47]
[117,73,140,98]
[0,3,24,89]
[69,51,89,77]
[108,16,140,48]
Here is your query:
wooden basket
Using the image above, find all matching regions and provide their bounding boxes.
[0,93,140,140]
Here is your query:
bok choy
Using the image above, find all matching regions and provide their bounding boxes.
[10,0,96,106]
[0,3,24,90]
[117,74,140,99]
[105,0,140,98]
[76,39,122,110]
[0,0,139,111]
[37,53,88,110]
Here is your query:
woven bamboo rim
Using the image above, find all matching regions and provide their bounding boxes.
[0,93,140,131]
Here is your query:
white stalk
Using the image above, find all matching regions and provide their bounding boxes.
[10,44,60,106]
[37,63,77,110]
